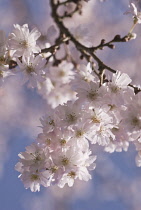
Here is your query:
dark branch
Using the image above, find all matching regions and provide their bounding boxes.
[49,0,117,73]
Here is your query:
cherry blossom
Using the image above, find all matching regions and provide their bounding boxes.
[125,2,141,24]
[8,24,41,56]
[16,54,46,88]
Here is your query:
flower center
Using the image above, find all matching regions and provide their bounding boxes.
[131,116,140,127]
[0,70,3,78]
[62,157,69,166]
[60,139,66,146]
[0,56,6,65]
[91,116,100,123]
[59,70,65,77]
[66,113,77,123]
[76,130,84,137]
[30,152,42,163]
[68,171,76,178]
[87,90,97,100]
[48,119,55,126]
[46,138,51,145]
[110,85,120,93]
[51,166,58,173]
[26,65,34,74]
[19,40,29,48]
[30,174,39,181]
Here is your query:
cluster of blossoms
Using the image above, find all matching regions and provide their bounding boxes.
[37,60,76,108]
[1,0,141,192]
[0,24,46,88]
[0,24,77,106]
[16,62,141,191]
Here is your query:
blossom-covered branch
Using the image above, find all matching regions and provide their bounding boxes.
[0,0,141,192]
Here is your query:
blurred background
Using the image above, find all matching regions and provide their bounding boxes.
[0,0,141,209]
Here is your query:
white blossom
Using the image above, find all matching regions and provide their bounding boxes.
[125,2,141,24]
[16,54,46,88]
[9,24,41,56]
[121,94,141,134]
[105,71,133,106]
[19,170,51,192]
[46,61,74,84]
